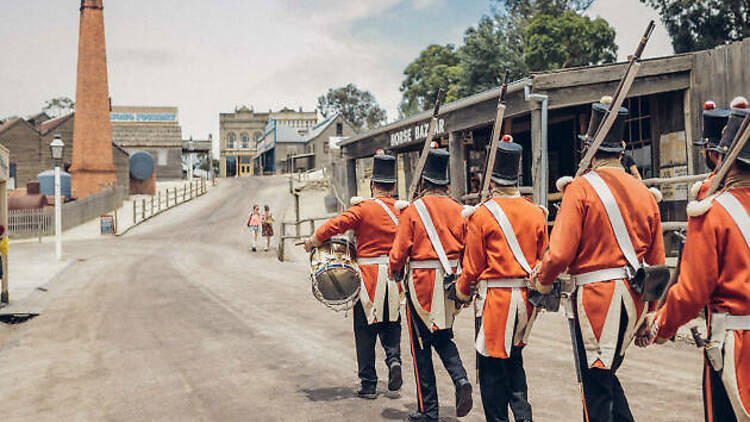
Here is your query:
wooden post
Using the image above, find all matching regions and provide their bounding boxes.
[309,219,314,237]
[158,191,161,212]
[112,184,118,235]
[183,184,187,201]
[530,106,545,205]
[294,194,301,238]
[345,157,357,203]
[142,198,146,219]
[133,200,136,224]
[173,187,177,206]
[448,131,466,201]
[684,89,695,175]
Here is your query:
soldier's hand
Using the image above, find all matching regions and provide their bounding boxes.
[303,236,322,252]
[303,240,314,252]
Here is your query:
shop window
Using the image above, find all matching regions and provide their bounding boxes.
[241,133,250,148]
[227,133,236,149]
[623,96,653,178]
[336,123,343,136]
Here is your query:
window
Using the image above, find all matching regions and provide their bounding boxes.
[336,123,343,136]
[241,133,250,148]
[158,149,168,166]
[8,163,15,190]
[623,96,653,178]
[323,139,330,154]
[227,133,236,149]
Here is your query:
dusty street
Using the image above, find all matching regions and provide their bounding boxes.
[0,176,703,422]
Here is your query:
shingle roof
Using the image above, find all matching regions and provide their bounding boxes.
[304,112,339,142]
[39,113,74,135]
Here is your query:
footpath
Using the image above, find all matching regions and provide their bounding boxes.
[0,179,216,316]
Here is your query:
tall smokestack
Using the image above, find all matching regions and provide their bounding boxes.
[70,0,117,198]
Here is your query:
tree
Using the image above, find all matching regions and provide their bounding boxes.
[457,0,616,97]
[640,0,749,53]
[458,15,528,97]
[398,44,462,117]
[524,11,616,71]
[317,84,387,132]
[43,97,75,118]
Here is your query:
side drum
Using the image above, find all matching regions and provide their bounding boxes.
[309,237,362,312]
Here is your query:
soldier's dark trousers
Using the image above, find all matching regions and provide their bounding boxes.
[574,300,635,422]
[703,356,738,422]
[478,346,532,422]
[353,300,401,388]
[405,297,468,420]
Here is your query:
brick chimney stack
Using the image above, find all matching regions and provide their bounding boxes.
[70,0,116,198]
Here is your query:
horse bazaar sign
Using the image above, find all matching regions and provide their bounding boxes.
[389,118,446,148]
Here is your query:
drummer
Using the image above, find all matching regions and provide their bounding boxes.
[304,152,403,399]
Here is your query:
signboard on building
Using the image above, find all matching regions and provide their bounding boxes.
[255,121,276,155]
[111,112,177,123]
[389,118,446,148]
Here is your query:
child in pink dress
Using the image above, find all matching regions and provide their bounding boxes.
[246,205,261,252]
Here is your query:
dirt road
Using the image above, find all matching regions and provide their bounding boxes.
[0,177,703,421]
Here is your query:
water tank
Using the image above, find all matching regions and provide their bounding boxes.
[130,150,155,181]
[37,170,72,199]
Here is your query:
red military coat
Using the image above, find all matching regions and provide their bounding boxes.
[389,195,466,331]
[458,195,548,359]
[315,196,400,324]
[538,166,665,369]
[656,187,750,417]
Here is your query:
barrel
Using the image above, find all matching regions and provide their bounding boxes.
[129,150,155,181]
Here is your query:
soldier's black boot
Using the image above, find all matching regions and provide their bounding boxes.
[388,362,402,391]
[357,383,377,400]
[455,378,473,417]
[408,411,437,422]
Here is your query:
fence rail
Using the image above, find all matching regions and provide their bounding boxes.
[276,214,336,262]
[131,179,207,228]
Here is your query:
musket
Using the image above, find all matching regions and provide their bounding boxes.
[472,71,510,381]
[480,70,511,203]
[562,289,588,420]
[705,113,750,197]
[655,230,685,310]
[575,21,655,176]
[407,88,446,200]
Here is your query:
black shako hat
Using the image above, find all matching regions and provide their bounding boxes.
[695,101,731,149]
[719,107,750,156]
[422,149,450,185]
[578,97,629,153]
[491,135,522,186]
[371,153,397,184]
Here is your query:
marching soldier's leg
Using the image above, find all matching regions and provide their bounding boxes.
[506,345,532,422]
[405,297,439,421]
[353,301,378,398]
[703,358,738,422]
[478,354,511,422]
[432,327,473,417]
[377,294,402,391]
[610,312,634,422]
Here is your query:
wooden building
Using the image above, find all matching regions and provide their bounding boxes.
[339,38,750,222]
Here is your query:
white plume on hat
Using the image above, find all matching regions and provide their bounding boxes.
[600,95,613,105]
[731,96,748,109]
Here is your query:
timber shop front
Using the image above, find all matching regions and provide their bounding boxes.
[338,39,750,227]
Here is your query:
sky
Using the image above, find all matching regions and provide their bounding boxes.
[0,0,673,149]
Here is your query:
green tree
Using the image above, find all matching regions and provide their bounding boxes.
[458,15,527,96]
[398,44,462,117]
[317,84,387,132]
[640,0,749,53]
[524,11,616,70]
[43,97,75,118]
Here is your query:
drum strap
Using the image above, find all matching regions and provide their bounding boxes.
[483,200,532,275]
[374,198,398,226]
[414,199,453,275]
[714,192,750,251]
[582,171,641,271]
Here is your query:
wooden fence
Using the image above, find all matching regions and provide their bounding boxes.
[276,215,335,262]
[131,179,207,227]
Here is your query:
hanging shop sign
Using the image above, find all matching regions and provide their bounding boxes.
[389,118,446,148]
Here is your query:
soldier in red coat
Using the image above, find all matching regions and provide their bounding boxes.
[456,136,548,422]
[639,106,750,422]
[305,154,402,399]
[531,98,665,422]
[690,99,739,201]
[389,149,473,422]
